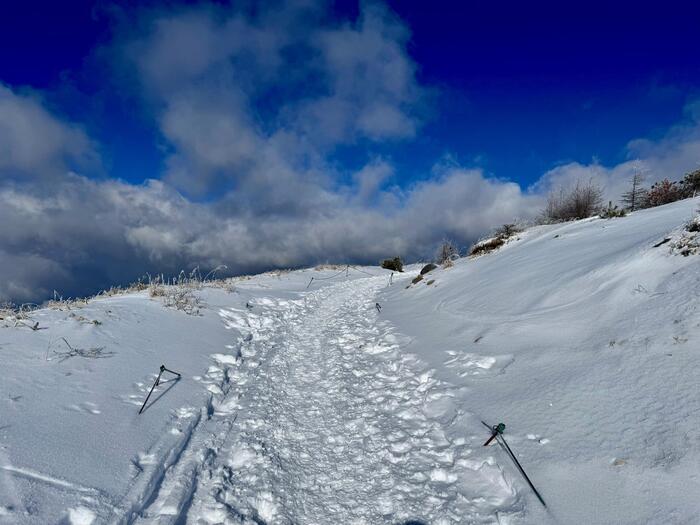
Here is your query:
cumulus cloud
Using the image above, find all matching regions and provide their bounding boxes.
[0,77,537,303]
[0,85,96,179]
[120,0,423,202]
[533,101,700,202]
[2,2,700,304]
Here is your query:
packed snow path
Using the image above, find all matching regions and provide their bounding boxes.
[132,276,519,524]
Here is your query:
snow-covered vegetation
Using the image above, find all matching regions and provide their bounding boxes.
[1,198,699,524]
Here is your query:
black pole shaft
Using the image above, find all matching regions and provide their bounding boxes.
[483,431,499,447]
[139,369,164,414]
[498,435,547,508]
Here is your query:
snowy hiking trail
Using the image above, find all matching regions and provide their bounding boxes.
[128,276,520,524]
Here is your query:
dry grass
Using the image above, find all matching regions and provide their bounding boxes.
[468,222,525,258]
[47,337,114,362]
[314,264,346,271]
[0,303,42,330]
[469,236,506,257]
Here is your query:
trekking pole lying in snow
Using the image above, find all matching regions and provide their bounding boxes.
[482,421,547,508]
[139,364,182,414]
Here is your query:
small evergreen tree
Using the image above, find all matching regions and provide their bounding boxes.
[620,173,647,211]
[543,179,604,221]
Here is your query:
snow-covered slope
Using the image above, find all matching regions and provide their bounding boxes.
[0,198,698,524]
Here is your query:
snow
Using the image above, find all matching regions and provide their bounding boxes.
[1,199,699,524]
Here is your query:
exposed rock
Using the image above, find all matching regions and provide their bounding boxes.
[420,263,437,275]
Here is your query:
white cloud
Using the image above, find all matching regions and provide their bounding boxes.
[0,82,537,303]
[120,1,423,202]
[1,3,700,304]
[533,102,700,204]
[0,84,95,178]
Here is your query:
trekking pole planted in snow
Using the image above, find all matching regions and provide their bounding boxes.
[139,364,182,414]
[483,422,505,446]
[306,277,314,289]
[482,421,547,508]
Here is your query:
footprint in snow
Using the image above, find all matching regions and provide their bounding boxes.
[526,434,550,445]
[444,351,513,377]
[66,401,101,415]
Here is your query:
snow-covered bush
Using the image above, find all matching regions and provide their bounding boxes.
[381,257,403,272]
[435,240,459,265]
[669,215,700,256]
[163,287,202,315]
[600,201,627,219]
[680,169,700,197]
[149,274,203,315]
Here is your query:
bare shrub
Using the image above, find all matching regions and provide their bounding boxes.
[435,240,459,265]
[163,287,202,315]
[646,179,682,207]
[544,179,604,221]
[493,223,521,237]
[48,337,114,362]
[148,274,202,315]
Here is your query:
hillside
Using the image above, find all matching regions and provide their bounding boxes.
[0,197,699,524]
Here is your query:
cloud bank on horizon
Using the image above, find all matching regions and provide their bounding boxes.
[1,1,699,304]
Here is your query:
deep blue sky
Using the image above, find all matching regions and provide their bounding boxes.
[2,0,699,188]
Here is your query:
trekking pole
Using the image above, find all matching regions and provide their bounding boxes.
[482,421,547,508]
[139,365,182,414]
[483,422,505,446]
[375,302,382,313]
